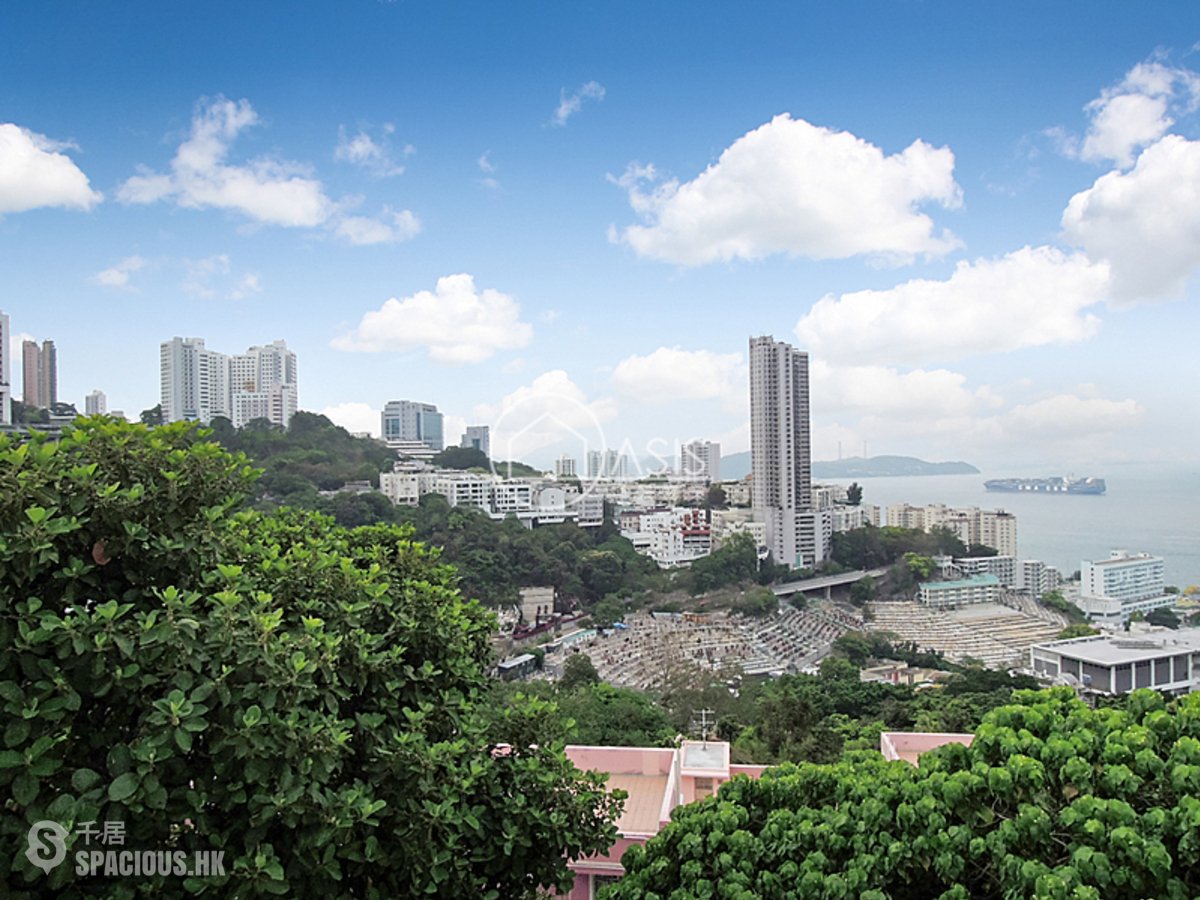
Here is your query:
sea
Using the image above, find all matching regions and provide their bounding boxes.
[824,461,1200,589]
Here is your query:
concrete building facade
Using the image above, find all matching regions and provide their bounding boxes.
[381,400,444,452]
[1031,629,1200,695]
[680,440,721,483]
[85,390,107,416]
[749,335,828,569]
[0,311,10,425]
[1077,550,1172,624]
[460,424,490,456]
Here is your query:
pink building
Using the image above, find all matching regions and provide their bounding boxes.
[879,731,974,765]
[562,741,767,899]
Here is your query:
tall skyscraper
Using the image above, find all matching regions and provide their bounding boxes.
[460,424,490,457]
[21,339,57,409]
[381,401,444,451]
[85,390,107,416]
[0,311,10,425]
[749,335,829,569]
[161,337,297,428]
[680,440,721,483]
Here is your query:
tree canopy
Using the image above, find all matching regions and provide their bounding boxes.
[606,688,1200,899]
[0,420,621,897]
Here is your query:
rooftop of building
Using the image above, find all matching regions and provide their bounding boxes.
[1036,628,1200,665]
[921,574,1001,590]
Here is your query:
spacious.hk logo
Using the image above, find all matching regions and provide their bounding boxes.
[25,817,225,879]
[489,390,610,497]
[26,820,67,874]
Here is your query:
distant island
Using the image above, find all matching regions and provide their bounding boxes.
[720,453,978,480]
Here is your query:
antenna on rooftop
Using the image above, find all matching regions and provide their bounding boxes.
[695,708,716,746]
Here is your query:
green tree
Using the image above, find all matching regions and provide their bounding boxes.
[559,653,601,692]
[1147,607,1182,629]
[0,421,621,897]
[1057,623,1100,639]
[607,689,1200,898]
[705,484,728,509]
[846,481,863,505]
[590,595,626,629]
[138,403,163,426]
[689,532,758,594]
[557,683,675,747]
[850,574,876,606]
[432,446,490,470]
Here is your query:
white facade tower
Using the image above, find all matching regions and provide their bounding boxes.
[749,335,829,569]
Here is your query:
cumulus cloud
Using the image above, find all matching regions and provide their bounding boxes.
[1062,135,1200,302]
[91,255,146,289]
[795,245,1109,366]
[1001,392,1143,437]
[182,254,262,300]
[1078,61,1200,167]
[610,114,963,266]
[612,346,746,411]
[0,123,102,214]
[476,369,618,461]
[319,401,381,437]
[552,81,605,126]
[334,124,411,177]
[811,360,997,419]
[334,209,421,245]
[118,96,334,227]
[332,273,533,363]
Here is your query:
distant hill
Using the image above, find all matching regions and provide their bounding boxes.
[719,452,978,481]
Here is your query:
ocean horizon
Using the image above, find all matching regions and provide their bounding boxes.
[825,460,1200,590]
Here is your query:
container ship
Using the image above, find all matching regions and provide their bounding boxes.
[984,476,1106,495]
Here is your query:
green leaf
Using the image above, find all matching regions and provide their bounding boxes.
[108,771,140,802]
[25,506,49,524]
[243,705,262,727]
[0,749,24,768]
[175,728,193,752]
[71,768,103,793]
[13,771,38,806]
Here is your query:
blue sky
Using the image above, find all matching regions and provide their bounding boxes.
[2,1,1199,470]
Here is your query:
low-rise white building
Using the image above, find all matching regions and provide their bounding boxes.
[1016,559,1063,596]
[918,574,1001,609]
[621,507,712,568]
[955,555,1016,588]
[1031,629,1200,695]
[1077,550,1173,624]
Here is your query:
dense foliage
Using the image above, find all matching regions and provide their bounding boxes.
[607,688,1200,899]
[0,420,621,897]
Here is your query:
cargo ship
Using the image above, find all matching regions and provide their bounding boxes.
[984,476,1106,495]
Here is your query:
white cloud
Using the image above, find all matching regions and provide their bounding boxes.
[811,360,995,419]
[795,245,1109,365]
[182,254,261,300]
[118,96,333,227]
[1062,135,1200,302]
[91,255,146,289]
[475,369,618,461]
[610,114,963,266]
[553,81,605,126]
[319,402,380,437]
[477,151,500,190]
[1078,61,1200,167]
[229,272,263,300]
[334,208,421,245]
[332,273,534,363]
[0,123,102,214]
[334,125,409,177]
[1000,393,1143,437]
[612,346,745,411]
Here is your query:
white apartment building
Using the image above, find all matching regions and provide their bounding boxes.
[85,390,107,416]
[160,337,297,428]
[955,555,1017,588]
[830,504,881,533]
[886,503,1017,557]
[0,311,10,425]
[720,480,752,507]
[680,440,721,483]
[918,574,1001,608]
[460,425,490,456]
[1077,550,1173,624]
[554,454,577,478]
[587,449,630,479]
[1031,629,1200,695]
[749,335,828,569]
[381,400,443,452]
[621,507,712,568]
[1016,559,1063,597]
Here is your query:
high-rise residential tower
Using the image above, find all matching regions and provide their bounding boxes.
[381,401,444,451]
[85,390,107,415]
[748,335,830,569]
[21,339,57,409]
[0,311,10,425]
[680,440,721,483]
[161,337,297,428]
[460,425,490,457]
